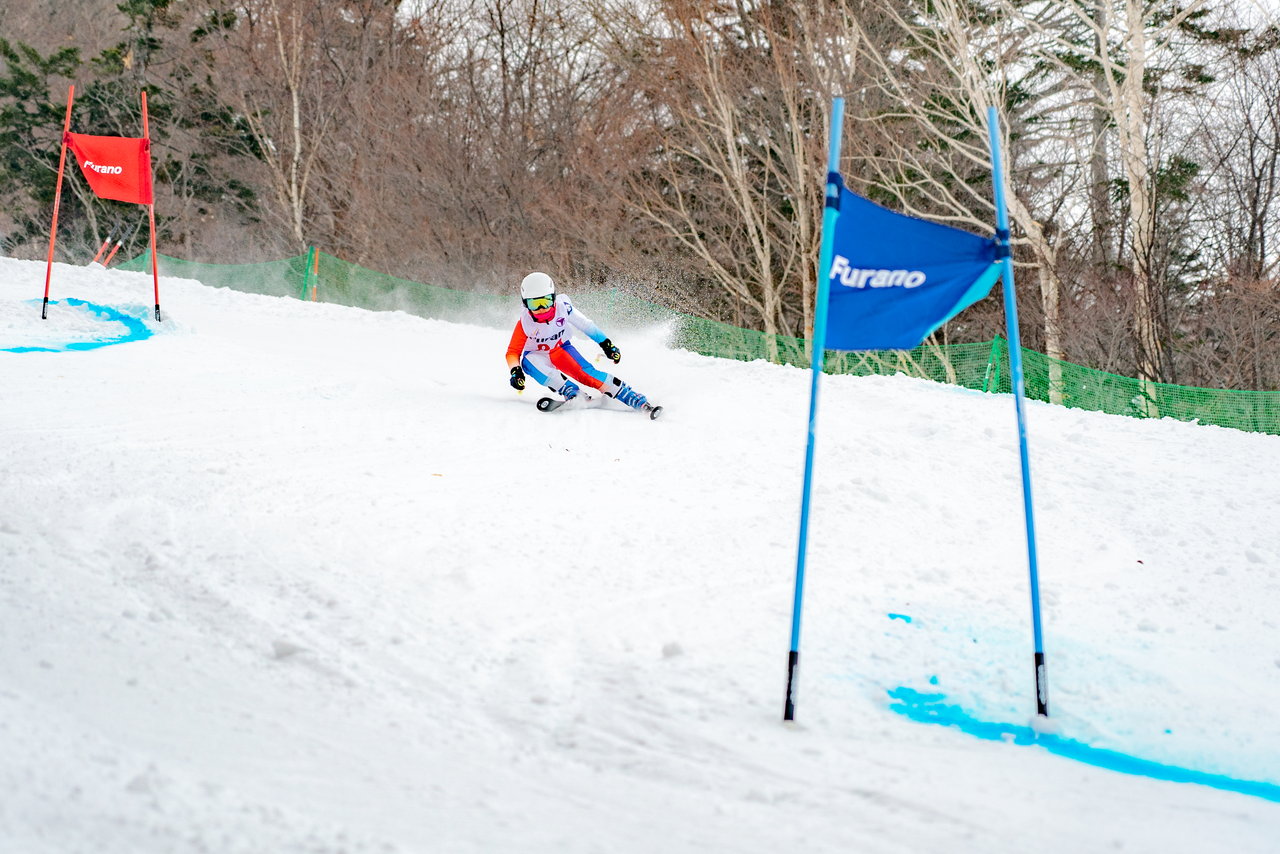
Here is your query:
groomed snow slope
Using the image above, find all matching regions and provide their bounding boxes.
[2,258,1278,853]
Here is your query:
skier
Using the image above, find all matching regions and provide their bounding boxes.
[505,272,653,412]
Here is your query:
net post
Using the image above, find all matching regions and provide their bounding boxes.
[982,336,1001,392]
[301,247,316,300]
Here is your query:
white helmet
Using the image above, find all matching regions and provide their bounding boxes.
[520,272,557,320]
[520,272,555,301]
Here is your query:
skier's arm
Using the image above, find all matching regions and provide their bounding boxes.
[563,297,607,344]
[505,323,528,369]
[564,299,621,363]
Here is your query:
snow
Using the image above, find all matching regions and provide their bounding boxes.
[2,257,1279,853]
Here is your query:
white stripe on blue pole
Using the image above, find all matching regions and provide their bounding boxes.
[785,97,844,722]
[986,105,1050,718]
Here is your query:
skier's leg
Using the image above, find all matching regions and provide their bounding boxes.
[548,344,650,409]
[520,353,553,387]
[603,376,648,409]
[550,343,609,391]
[522,352,578,398]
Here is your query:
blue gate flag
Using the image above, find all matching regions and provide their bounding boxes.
[826,186,1001,350]
[786,101,1048,725]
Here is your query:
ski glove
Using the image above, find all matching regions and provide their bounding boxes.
[599,338,621,363]
[509,366,526,391]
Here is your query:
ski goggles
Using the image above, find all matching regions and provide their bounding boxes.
[523,295,555,312]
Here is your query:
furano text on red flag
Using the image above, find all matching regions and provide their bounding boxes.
[65,133,154,205]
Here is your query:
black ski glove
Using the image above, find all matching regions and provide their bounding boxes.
[599,338,621,364]
[509,365,526,390]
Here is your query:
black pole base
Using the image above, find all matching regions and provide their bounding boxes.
[1034,651,1049,717]
[784,650,799,721]
[41,297,48,320]
[154,304,162,322]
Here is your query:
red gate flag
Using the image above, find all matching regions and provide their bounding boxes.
[65,132,153,205]
[43,86,164,323]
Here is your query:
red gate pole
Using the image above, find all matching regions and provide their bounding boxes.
[141,90,161,322]
[42,85,75,319]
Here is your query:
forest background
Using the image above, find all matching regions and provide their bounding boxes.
[1,0,1278,390]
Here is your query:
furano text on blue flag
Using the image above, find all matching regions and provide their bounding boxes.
[822,189,1002,351]
[829,257,926,290]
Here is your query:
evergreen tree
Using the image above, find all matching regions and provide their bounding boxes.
[0,1,259,260]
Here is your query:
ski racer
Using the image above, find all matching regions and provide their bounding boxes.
[505,272,652,410]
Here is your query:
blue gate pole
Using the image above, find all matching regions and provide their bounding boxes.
[987,106,1050,718]
[785,97,844,722]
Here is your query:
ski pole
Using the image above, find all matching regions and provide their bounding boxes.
[102,238,124,267]
[90,222,122,265]
[105,221,142,268]
[90,235,111,265]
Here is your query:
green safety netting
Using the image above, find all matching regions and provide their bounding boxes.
[119,250,1280,435]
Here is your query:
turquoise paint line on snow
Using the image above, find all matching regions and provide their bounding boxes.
[887,613,912,623]
[888,686,1280,803]
[4,300,152,353]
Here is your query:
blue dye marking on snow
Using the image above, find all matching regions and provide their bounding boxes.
[888,686,1280,803]
[887,613,912,623]
[928,675,939,685]
[3,300,152,353]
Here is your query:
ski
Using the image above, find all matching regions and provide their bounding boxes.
[536,394,602,413]
[536,394,663,419]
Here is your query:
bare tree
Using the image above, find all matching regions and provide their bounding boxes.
[836,0,1094,399]
[1193,24,1280,284]
[591,0,846,352]
[197,0,394,253]
[1015,0,1217,396]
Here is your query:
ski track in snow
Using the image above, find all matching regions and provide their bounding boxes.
[2,258,1279,853]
